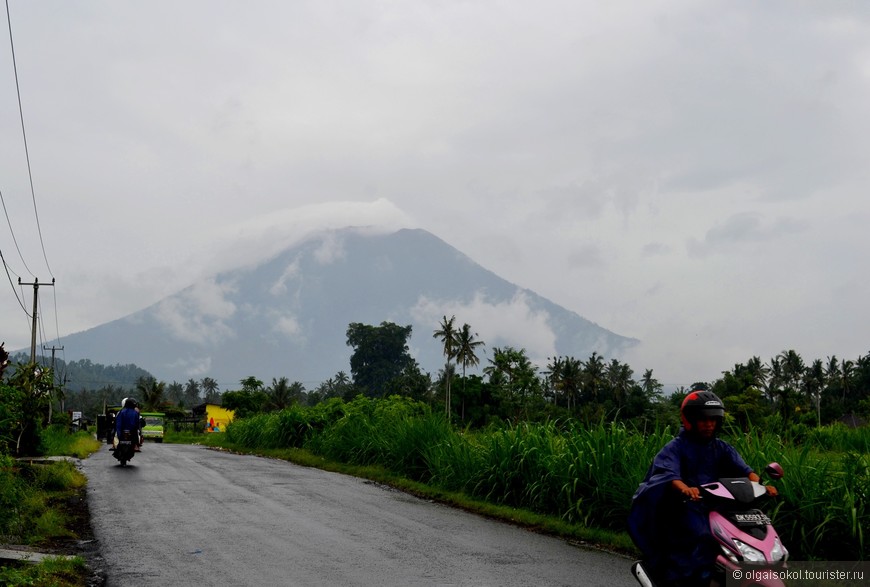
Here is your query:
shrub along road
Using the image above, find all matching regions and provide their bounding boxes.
[81,443,635,586]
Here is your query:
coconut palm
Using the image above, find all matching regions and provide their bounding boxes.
[605,359,634,410]
[454,323,484,420]
[640,368,663,402]
[433,315,458,418]
[840,359,855,404]
[137,376,165,411]
[744,356,770,390]
[266,377,302,411]
[763,357,783,407]
[581,352,605,403]
[184,378,202,407]
[201,377,220,403]
[804,359,825,426]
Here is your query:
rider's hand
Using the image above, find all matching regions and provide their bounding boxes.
[672,480,701,501]
[682,486,701,500]
[765,485,778,497]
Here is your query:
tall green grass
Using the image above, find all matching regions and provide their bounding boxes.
[728,428,869,560]
[222,397,869,560]
[0,457,87,545]
[39,425,102,458]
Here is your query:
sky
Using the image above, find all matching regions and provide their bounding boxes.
[1,0,869,389]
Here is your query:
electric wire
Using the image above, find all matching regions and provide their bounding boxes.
[3,1,64,364]
[0,186,35,277]
[0,247,26,312]
[5,0,53,279]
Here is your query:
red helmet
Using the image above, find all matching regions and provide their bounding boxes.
[680,390,725,431]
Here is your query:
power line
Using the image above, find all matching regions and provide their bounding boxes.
[0,248,27,312]
[3,2,63,356]
[5,0,53,279]
[0,186,35,277]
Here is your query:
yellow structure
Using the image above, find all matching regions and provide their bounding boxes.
[203,403,235,432]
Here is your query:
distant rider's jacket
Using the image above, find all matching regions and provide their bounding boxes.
[114,407,140,439]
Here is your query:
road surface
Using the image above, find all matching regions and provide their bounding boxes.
[81,443,636,586]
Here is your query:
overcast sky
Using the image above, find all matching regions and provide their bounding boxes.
[2,1,868,388]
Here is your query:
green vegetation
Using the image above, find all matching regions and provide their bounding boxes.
[0,452,93,586]
[3,321,869,569]
[0,368,101,587]
[210,395,870,560]
[0,556,88,587]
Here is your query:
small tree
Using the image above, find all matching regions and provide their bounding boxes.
[3,362,56,455]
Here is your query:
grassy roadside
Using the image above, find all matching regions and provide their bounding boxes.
[0,428,103,587]
[169,430,638,557]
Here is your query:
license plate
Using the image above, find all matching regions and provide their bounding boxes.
[732,512,771,525]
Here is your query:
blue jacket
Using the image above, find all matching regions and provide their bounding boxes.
[115,407,140,437]
[627,429,752,578]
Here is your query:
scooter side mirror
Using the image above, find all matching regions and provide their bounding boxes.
[764,462,784,480]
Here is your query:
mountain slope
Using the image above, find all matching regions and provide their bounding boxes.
[49,228,638,389]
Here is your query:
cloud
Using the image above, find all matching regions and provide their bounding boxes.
[269,257,302,297]
[2,1,869,390]
[687,212,807,258]
[313,231,347,265]
[411,290,557,364]
[166,356,214,379]
[272,313,304,341]
[202,198,416,275]
[153,278,237,345]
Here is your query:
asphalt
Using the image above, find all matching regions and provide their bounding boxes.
[80,443,638,587]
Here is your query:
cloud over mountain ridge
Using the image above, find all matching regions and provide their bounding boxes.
[49,227,638,390]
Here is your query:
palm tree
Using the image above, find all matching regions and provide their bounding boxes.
[266,377,298,411]
[433,315,458,418]
[454,323,484,421]
[777,349,805,420]
[840,359,855,404]
[804,359,825,426]
[581,352,605,403]
[201,377,220,403]
[745,356,770,390]
[605,359,634,410]
[545,357,564,407]
[779,349,805,391]
[184,378,202,407]
[640,368,663,402]
[137,376,166,411]
[166,381,184,405]
[763,357,783,407]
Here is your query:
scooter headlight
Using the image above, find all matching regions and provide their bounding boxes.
[770,537,788,562]
[733,539,765,563]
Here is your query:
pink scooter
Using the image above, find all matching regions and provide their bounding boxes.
[632,463,788,587]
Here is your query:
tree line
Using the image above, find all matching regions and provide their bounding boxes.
[3,319,869,454]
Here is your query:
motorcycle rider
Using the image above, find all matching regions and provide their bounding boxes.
[114,397,142,452]
[628,385,777,587]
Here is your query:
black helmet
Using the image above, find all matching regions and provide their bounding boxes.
[680,390,724,431]
[123,398,137,409]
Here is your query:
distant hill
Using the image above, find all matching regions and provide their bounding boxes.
[10,352,152,392]
[41,228,638,390]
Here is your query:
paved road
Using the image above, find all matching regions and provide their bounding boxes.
[81,443,636,587]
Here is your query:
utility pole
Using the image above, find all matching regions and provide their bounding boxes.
[19,277,55,363]
[44,344,64,424]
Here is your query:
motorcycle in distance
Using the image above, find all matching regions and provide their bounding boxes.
[632,463,788,587]
[112,429,137,467]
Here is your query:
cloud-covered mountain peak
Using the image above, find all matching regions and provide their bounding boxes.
[53,227,638,389]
